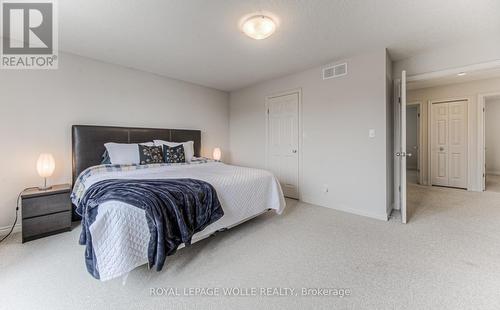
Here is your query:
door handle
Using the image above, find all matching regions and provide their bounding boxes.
[439,147,445,151]
[396,152,412,157]
[292,150,298,153]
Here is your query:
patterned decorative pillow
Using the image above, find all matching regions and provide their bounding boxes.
[162,144,186,163]
[139,145,164,165]
[101,150,111,164]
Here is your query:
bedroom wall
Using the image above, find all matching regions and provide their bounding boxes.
[407,77,500,189]
[485,98,500,175]
[0,52,229,233]
[229,48,391,220]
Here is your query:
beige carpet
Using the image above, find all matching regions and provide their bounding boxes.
[486,174,500,193]
[1,187,500,310]
[407,169,419,184]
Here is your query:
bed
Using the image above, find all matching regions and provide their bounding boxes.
[71,125,286,281]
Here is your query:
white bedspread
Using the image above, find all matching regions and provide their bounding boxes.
[78,162,285,281]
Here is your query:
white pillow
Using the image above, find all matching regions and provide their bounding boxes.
[104,142,154,165]
[153,140,194,163]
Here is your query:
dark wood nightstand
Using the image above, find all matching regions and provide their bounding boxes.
[21,184,72,243]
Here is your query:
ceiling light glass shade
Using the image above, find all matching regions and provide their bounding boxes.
[241,15,276,40]
[36,153,55,178]
[213,147,222,161]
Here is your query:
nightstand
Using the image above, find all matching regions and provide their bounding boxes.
[21,184,72,243]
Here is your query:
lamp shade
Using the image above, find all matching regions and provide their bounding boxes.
[36,153,55,178]
[213,148,222,161]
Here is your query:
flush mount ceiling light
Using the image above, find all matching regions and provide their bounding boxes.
[457,72,467,76]
[241,15,276,40]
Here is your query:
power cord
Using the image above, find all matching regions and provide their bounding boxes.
[0,187,38,244]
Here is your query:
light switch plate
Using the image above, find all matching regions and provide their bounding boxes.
[369,129,376,138]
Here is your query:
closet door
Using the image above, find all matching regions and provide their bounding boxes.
[267,92,300,199]
[448,101,467,188]
[431,100,467,188]
[431,103,450,186]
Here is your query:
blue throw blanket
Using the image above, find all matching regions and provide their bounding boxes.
[76,178,224,279]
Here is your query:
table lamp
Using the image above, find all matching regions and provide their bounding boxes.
[36,153,55,190]
[213,147,222,161]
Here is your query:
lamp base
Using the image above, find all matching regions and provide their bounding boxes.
[38,178,52,191]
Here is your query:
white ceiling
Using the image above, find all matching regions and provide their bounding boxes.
[407,67,500,90]
[58,0,500,91]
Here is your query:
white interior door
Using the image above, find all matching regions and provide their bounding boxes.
[416,107,421,182]
[482,102,486,191]
[431,102,449,186]
[400,71,408,223]
[448,101,468,188]
[431,100,467,188]
[394,71,408,223]
[267,92,299,199]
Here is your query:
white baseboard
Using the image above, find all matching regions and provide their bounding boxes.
[331,205,388,221]
[390,202,399,211]
[0,223,21,237]
[301,195,389,221]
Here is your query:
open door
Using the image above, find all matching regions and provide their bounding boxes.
[394,70,409,223]
[482,101,486,191]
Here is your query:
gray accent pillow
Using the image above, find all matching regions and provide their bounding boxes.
[163,144,186,163]
[139,145,164,165]
[101,150,111,165]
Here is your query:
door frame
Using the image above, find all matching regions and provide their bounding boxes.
[407,101,424,185]
[406,60,500,192]
[428,97,470,189]
[478,92,500,191]
[265,88,303,200]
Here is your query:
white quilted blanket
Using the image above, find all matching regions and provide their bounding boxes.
[79,162,286,281]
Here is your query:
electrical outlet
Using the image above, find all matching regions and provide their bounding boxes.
[369,129,376,138]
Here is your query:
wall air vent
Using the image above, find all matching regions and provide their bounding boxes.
[322,62,347,80]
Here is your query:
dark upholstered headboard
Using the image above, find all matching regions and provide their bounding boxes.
[72,125,201,184]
